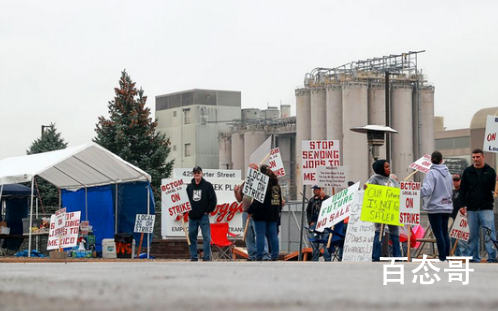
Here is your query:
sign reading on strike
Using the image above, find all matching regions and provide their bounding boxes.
[267,148,286,177]
[360,184,402,226]
[315,182,359,232]
[449,210,470,242]
[161,179,191,217]
[301,140,340,185]
[409,154,432,174]
[134,214,156,234]
[399,181,421,225]
[243,167,269,203]
[317,165,347,188]
[342,191,375,262]
[47,211,81,250]
[483,115,498,153]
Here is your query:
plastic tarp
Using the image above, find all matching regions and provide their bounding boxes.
[2,199,28,250]
[1,184,32,198]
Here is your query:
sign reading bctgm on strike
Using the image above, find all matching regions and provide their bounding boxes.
[301,140,340,185]
[399,181,421,225]
[134,214,156,234]
[409,154,432,174]
[243,167,269,203]
[161,179,191,218]
[483,115,498,153]
[267,148,286,177]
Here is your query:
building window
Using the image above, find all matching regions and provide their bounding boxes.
[173,111,177,117]
[185,143,191,157]
[184,109,191,124]
[173,145,177,152]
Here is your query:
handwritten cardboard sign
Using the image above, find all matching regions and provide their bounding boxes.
[243,167,269,203]
[360,184,402,226]
[409,154,432,174]
[54,207,66,236]
[399,181,421,225]
[342,191,375,262]
[47,211,81,250]
[315,182,359,232]
[301,140,340,185]
[134,214,156,234]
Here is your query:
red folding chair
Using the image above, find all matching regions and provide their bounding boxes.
[210,223,238,260]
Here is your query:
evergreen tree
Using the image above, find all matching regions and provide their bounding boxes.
[26,123,68,209]
[94,70,174,202]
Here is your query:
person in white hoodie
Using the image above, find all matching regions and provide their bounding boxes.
[421,151,453,261]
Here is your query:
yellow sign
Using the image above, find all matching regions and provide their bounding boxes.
[360,184,402,226]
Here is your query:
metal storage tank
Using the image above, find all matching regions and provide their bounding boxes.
[310,87,327,140]
[419,86,435,156]
[391,84,414,180]
[368,83,387,168]
[262,108,280,120]
[231,132,245,177]
[343,82,369,183]
[295,88,311,198]
[244,130,267,175]
[218,133,232,169]
[242,108,261,122]
[281,104,291,118]
[326,84,343,149]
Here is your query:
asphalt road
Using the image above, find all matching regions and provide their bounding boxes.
[0,260,496,311]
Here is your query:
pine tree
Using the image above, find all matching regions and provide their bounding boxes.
[94,70,174,202]
[26,123,68,209]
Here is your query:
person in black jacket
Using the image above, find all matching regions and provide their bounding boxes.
[247,165,282,261]
[306,185,331,261]
[186,166,217,261]
[459,149,497,263]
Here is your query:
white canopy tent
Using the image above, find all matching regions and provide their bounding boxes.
[0,142,153,257]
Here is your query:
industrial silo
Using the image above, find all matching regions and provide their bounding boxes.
[391,84,414,179]
[262,107,280,120]
[281,104,291,118]
[342,82,369,183]
[295,88,311,198]
[244,130,267,174]
[218,133,232,169]
[231,132,245,177]
[242,108,261,122]
[419,86,435,156]
[368,83,387,168]
[310,87,327,140]
[326,84,343,160]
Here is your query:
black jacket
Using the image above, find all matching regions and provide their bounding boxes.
[306,194,330,225]
[186,178,217,220]
[460,163,496,211]
[247,182,282,222]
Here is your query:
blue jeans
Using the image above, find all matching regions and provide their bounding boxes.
[243,212,257,260]
[450,237,468,256]
[253,220,279,260]
[428,213,451,261]
[373,224,401,261]
[464,210,497,262]
[309,230,331,261]
[188,214,211,260]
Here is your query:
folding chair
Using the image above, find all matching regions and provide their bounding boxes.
[210,223,238,260]
[324,221,346,261]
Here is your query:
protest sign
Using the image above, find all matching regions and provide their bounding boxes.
[449,211,470,242]
[54,207,66,236]
[243,167,269,203]
[267,148,286,177]
[483,115,498,153]
[409,154,432,174]
[47,211,81,250]
[342,191,375,262]
[399,181,421,225]
[315,182,359,232]
[161,179,191,218]
[301,140,340,185]
[249,135,272,165]
[134,214,156,234]
[80,221,89,236]
[360,184,402,226]
[317,165,347,188]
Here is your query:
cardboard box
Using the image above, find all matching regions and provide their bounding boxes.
[49,251,68,259]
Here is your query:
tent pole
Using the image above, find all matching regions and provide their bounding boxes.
[85,187,88,221]
[147,182,150,259]
[36,197,39,252]
[28,178,35,257]
[0,185,4,221]
[115,183,118,234]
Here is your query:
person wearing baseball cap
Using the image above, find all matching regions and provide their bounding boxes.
[186,165,217,261]
[306,185,331,261]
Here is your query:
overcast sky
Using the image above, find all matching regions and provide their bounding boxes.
[1,0,497,160]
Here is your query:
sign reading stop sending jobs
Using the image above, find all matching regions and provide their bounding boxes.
[399,181,421,225]
[484,115,498,153]
[301,140,340,185]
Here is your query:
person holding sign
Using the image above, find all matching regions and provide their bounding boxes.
[186,166,218,261]
[366,159,401,261]
[421,151,453,262]
[459,149,497,263]
[306,185,331,261]
[450,173,467,256]
[247,165,282,261]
